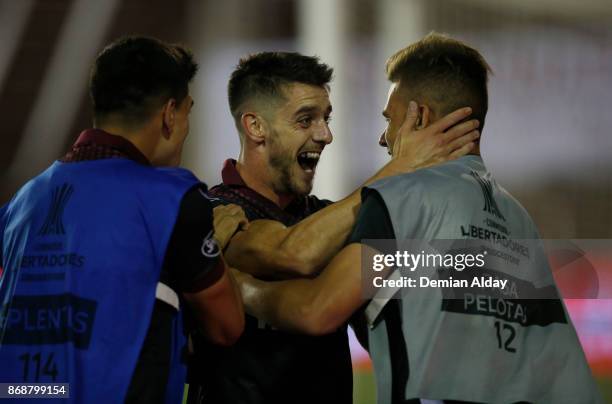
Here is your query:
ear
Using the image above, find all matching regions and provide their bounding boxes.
[240,112,267,145]
[161,98,178,139]
[417,104,432,129]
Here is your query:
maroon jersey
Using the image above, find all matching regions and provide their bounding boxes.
[187,159,352,404]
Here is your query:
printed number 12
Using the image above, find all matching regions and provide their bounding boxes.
[494,321,517,353]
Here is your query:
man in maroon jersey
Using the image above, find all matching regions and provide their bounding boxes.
[187,51,479,404]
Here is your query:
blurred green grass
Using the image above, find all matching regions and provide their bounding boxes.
[353,369,376,404]
[599,379,612,403]
[352,370,612,404]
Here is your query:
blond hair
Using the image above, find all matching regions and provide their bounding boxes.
[386,32,492,129]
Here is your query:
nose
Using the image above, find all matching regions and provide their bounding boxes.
[313,122,333,145]
[379,132,387,147]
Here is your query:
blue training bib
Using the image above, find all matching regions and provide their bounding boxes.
[0,159,198,403]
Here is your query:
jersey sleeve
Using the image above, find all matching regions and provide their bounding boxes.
[347,190,396,246]
[306,194,334,212]
[162,185,224,293]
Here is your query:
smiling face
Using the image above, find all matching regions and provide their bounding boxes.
[265,82,333,196]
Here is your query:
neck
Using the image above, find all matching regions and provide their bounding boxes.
[96,123,157,163]
[236,154,295,208]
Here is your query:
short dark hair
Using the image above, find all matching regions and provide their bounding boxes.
[228,52,333,122]
[90,36,198,126]
[386,32,492,129]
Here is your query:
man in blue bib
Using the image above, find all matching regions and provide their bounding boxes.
[0,36,245,404]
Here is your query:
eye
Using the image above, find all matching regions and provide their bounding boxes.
[298,116,313,128]
[324,115,332,124]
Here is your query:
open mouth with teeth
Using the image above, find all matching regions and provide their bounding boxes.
[297,151,321,173]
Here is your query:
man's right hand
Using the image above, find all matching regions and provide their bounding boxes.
[213,204,248,250]
[382,101,480,177]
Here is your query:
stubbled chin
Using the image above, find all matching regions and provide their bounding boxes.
[294,168,314,195]
[296,182,313,196]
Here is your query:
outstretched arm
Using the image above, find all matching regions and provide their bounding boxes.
[233,190,397,335]
[234,242,365,336]
[225,104,478,278]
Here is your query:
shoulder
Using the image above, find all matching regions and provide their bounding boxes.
[97,164,205,215]
[4,164,61,212]
[366,170,428,202]
[494,182,539,233]
[150,166,199,186]
[367,160,486,218]
[207,183,244,207]
[116,165,202,199]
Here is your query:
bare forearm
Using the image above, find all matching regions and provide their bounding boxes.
[277,191,360,275]
[223,193,362,278]
[235,244,364,335]
[224,158,415,279]
[184,261,245,346]
[239,274,316,334]
[278,161,416,271]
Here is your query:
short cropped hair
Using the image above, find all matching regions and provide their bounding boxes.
[228,52,333,123]
[90,36,198,126]
[386,32,492,129]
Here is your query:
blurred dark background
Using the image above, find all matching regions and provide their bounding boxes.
[1,1,610,401]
